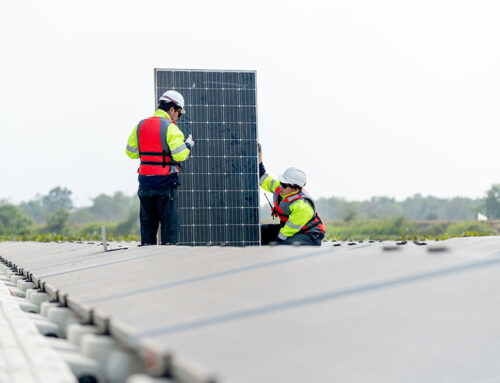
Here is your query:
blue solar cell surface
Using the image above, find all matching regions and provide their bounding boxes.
[155,69,260,246]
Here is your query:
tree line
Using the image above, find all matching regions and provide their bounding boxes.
[315,194,481,221]
[264,187,500,222]
[2,184,500,238]
[0,187,138,238]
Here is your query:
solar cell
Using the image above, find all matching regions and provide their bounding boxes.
[155,69,260,246]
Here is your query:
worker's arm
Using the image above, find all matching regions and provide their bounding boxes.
[167,123,191,162]
[277,199,315,240]
[259,161,281,193]
[125,124,139,159]
[260,173,280,194]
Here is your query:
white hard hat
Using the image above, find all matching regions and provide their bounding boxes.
[278,167,307,187]
[159,90,185,114]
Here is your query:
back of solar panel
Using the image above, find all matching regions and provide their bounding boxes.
[155,69,260,246]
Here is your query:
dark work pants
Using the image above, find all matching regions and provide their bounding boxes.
[138,188,178,245]
[261,223,324,246]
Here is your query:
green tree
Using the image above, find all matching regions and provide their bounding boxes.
[316,196,346,220]
[359,196,404,219]
[44,209,69,233]
[19,198,45,223]
[113,206,140,236]
[425,212,438,220]
[485,184,500,219]
[42,187,73,214]
[342,204,358,222]
[88,192,132,221]
[70,192,137,224]
[18,187,73,224]
[0,203,32,235]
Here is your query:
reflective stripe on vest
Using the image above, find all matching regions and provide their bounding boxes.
[137,117,179,176]
[272,187,325,234]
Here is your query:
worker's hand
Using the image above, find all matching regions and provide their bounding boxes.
[185,134,195,148]
[258,143,262,163]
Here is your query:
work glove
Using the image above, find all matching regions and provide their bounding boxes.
[185,134,195,148]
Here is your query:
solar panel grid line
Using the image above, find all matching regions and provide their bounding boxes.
[155,69,260,246]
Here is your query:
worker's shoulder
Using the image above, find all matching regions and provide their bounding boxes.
[290,195,313,208]
[139,115,177,127]
[166,123,184,136]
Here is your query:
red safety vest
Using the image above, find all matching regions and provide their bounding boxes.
[137,117,179,176]
[272,187,326,234]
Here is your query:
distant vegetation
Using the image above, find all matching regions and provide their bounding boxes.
[2,184,500,242]
[323,218,497,241]
[314,194,481,221]
[315,192,500,240]
[0,187,139,242]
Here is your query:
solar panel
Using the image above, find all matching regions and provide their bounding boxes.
[154,69,260,246]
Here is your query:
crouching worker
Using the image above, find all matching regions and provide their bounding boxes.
[259,148,325,246]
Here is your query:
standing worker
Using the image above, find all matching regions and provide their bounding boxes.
[126,90,194,245]
[258,145,325,246]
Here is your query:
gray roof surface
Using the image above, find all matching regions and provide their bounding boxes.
[1,238,500,382]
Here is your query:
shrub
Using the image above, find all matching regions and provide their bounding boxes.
[445,221,494,236]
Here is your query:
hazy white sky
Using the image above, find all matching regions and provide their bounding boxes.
[1,0,499,206]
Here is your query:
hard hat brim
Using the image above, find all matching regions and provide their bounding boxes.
[278,173,290,184]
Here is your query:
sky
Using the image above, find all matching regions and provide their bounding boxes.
[1,0,499,207]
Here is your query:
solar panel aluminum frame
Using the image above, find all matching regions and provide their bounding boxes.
[153,68,261,247]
